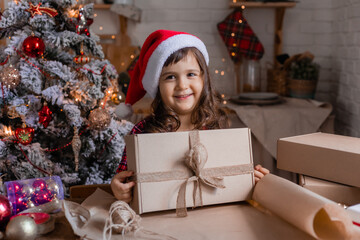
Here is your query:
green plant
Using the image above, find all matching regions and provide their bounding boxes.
[288,58,320,81]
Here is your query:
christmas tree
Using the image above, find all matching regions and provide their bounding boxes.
[0,0,133,192]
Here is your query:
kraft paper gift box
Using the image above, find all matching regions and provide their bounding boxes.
[277,132,360,188]
[299,175,360,206]
[125,128,255,215]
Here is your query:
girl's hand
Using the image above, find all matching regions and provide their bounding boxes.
[111,171,135,202]
[254,164,270,184]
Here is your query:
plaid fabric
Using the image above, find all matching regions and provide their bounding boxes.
[217,9,264,62]
[116,119,147,173]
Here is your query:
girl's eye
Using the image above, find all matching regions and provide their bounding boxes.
[165,75,175,80]
[188,73,196,77]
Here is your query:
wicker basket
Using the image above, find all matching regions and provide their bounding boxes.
[267,69,287,96]
[288,78,317,99]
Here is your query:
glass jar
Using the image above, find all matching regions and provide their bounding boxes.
[242,59,261,92]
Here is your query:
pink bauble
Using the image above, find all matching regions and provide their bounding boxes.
[32,179,47,191]
[0,195,12,228]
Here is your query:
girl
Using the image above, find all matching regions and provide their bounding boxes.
[111,30,269,202]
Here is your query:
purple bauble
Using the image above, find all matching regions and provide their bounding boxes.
[8,182,22,194]
[32,189,53,205]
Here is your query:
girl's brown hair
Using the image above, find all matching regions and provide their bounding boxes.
[144,47,228,133]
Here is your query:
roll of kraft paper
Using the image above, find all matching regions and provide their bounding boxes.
[252,174,360,239]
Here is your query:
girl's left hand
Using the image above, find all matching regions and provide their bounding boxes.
[254,164,270,184]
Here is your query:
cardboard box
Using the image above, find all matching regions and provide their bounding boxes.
[277,132,360,188]
[299,175,360,206]
[125,128,255,214]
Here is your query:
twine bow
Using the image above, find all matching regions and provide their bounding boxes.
[176,131,225,217]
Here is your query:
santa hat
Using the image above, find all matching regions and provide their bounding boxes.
[125,29,209,105]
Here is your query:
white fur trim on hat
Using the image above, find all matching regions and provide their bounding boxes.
[142,34,209,98]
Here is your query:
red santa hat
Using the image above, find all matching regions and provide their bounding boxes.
[125,29,209,105]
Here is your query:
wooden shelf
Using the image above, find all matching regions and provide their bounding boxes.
[230,1,296,8]
[230,1,297,71]
[94,4,111,9]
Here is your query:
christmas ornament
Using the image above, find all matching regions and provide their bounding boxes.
[13,213,54,235]
[38,102,52,128]
[111,91,125,105]
[71,127,81,171]
[76,7,93,37]
[21,185,34,196]
[7,182,22,194]
[14,197,27,214]
[5,177,64,215]
[15,123,34,145]
[12,212,49,225]
[22,36,45,58]
[0,66,21,90]
[26,199,35,209]
[26,2,58,18]
[0,195,12,228]
[32,179,47,191]
[217,9,264,62]
[73,42,90,64]
[5,215,37,240]
[88,107,111,130]
[32,189,53,205]
[73,55,90,64]
[47,179,60,196]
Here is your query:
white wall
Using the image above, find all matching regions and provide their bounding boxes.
[96,0,360,136]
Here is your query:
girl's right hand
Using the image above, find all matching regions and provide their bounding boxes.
[110,171,135,202]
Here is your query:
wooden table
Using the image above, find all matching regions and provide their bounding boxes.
[38,187,314,240]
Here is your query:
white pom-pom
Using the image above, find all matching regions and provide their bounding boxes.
[114,103,133,120]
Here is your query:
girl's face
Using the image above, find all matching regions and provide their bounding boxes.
[159,52,204,118]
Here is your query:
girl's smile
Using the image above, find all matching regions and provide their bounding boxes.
[174,93,194,99]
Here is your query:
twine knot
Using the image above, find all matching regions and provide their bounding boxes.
[176,131,225,217]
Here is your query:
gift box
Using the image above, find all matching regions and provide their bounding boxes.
[5,176,64,215]
[299,175,360,206]
[125,128,255,215]
[277,132,360,188]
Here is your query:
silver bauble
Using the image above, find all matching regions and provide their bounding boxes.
[21,185,34,196]
[47,179,60,195]
[6,216,37,240]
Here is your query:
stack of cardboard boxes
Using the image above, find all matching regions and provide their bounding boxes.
[277,132,360,206]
